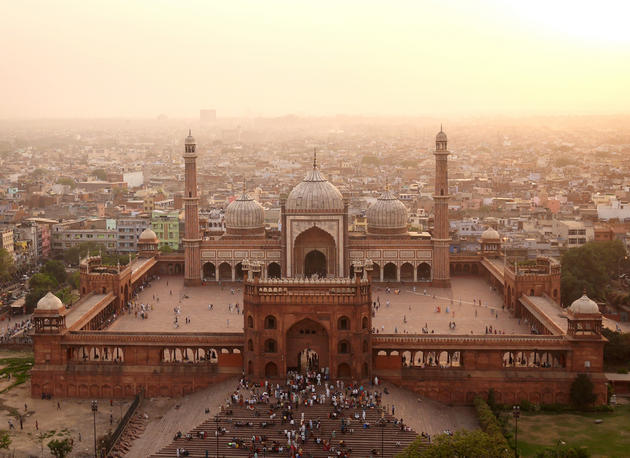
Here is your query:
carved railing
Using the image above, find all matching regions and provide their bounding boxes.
[373,333,568,349]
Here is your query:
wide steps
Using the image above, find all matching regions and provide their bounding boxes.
[152,395,425,457]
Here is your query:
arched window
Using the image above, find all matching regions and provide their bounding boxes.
[338,316,350,330]
[363,340,368,353]
[247,339,253,351]
[247,315,254,328]
[362,316,368,330]
[264,315,277,329]
[530,289,535,296]
[264,339,277,353]
[338,340,350,354]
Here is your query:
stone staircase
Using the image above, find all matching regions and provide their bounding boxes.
[151,385,427,457]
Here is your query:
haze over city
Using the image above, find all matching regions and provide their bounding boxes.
[2,0,630,118]
[2,2,630,457]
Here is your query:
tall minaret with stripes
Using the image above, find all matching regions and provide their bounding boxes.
[432,126,451,287]
[183,130,201,286]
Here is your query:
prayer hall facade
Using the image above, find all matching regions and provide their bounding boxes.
[29,130,608,406]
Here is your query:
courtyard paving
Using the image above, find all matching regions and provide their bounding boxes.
[108,275,530,335]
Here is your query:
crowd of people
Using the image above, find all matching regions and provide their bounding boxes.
[172,372,414,457]
[0,317,32,342]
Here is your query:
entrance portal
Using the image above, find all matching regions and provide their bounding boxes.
[297,349,319,373]
[286,319,329,373]
[293,226,336,277]
[304,250,327,277]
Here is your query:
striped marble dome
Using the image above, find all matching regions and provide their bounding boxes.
[286,166,344,212]
[225,192,265,233]
[367,189,408,235]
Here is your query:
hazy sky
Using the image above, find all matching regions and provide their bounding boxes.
[2,0,630,118]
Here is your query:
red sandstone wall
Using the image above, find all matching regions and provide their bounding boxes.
[386,375,607,406]
[31,368,238,399]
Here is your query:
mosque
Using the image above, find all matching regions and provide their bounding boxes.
[182,128,450,287]
[28,129,608,406]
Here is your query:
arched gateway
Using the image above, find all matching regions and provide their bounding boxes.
[293,227,336,277]
[285,319,329,373]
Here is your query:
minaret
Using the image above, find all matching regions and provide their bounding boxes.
[432,126,451,287]
[183,130,202,286]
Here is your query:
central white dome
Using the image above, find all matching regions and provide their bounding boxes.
[286,166,344,211]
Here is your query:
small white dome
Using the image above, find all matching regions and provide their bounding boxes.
[225,192,265,232]
[37,292,64,311]
[367,189,408,235]
[569,293,600,315]
[286,166,344,212]
[436,129,448,142]
[481,227,500,241]
[139,228,158,242]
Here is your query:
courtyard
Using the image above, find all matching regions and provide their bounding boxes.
[108,275,531,335]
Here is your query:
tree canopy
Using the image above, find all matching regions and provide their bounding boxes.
[561,240,627,305]
[570,374,597,410]
[397,430,511,458]
[47,437,73,458]
[601,329,630,366]
[0,248,14,282]
[92,168,108,181]
[42,260,67,285]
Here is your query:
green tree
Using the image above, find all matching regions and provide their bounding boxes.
[601,329,630,366]
[0,430,11,449]
[25,288,48,313]
[361,155,380,166]
[159,245,174,253]
[535,444,590,457]
[47,437,73,458]
[92,168,108,181]
[561,240,626,305]
[570,374,597,410]
[0,248,14,282]
[29,273,58,291]
[62,246,82,266]
[68,271,80,290]
[397,430,511,458]
[42,260,67,285]
[56,177,76,188]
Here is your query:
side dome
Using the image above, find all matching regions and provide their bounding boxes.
[139,228,158,243]
[286,166,344,212]
[481,227,500,241]
[569,293,600,315]
[367,189,408,235]
[37,292,64,311]
[225,192,265,234]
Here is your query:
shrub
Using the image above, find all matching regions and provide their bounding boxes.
[570,374,597,410]
[474,397,510,451]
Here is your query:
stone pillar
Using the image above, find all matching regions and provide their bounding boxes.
[396,264,401,282]
[413,265,417,282]
[231,264,236,282]
[380,265,384,282]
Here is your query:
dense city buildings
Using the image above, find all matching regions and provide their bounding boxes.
[27,129,609,408]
